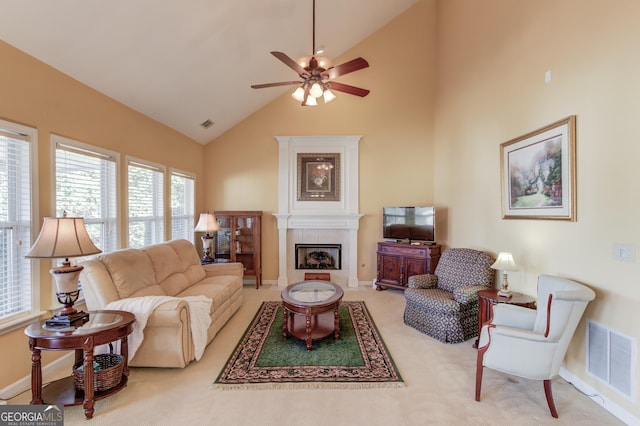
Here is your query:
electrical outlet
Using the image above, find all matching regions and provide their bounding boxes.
[613,243,636,262]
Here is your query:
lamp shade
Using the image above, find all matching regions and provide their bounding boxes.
[25,216,101,259]
[291,86,305,102]
[491,252,518,271]
[194,212,220,233]
[323,89,336,103]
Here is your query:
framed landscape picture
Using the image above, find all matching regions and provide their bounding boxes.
[500,116,576,220]
[297,153,340,201]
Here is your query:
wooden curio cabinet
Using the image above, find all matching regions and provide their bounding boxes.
[376,242,441,290]
[214,211,262,289]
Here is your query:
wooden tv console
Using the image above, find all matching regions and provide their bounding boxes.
[375,241,441,290]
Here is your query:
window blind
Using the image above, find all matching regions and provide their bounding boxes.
[128,159,165,248]
[0,127,33,322]
[170,170,195,242]
[55,138,118,255]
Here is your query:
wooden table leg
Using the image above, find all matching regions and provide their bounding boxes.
[334,305,340,340]
[282,306,289,339]
[82,337,95,419]
[305,307,312,351]
[29,339,42,405]
[121,336,130,377]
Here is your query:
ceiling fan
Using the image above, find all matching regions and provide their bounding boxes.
[250,0,370,106]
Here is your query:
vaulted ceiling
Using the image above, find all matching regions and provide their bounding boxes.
[0,0,420,144]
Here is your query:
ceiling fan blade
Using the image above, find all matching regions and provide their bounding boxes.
[271,51,310,77]
[251,81,301,89]
[326,57,369,79]
[328,81,370,97]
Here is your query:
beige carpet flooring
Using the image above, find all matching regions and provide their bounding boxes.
[11,284,622,425]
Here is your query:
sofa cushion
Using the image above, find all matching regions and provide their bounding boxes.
[435,248,495,293]
[405,288,461,315]
[130,284,167,298]
[144,242,207,296]
[100,249,156,298]
[167,239,206,284]
[144,243,182,283]
[177,275,241,315]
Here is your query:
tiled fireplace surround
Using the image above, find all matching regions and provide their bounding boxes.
[274,136,362,288]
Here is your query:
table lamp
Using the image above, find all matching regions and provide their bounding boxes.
[194,212,220,263]
[26,212,102,327]
[491,252,518,298]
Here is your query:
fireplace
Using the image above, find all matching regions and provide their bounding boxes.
[295,244,342,270]
[274,135,363,287]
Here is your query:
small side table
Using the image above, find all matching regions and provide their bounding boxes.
[24,310,134,419]
[474,289,536,348]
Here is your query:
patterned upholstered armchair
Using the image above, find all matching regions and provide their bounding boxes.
[403,248,495,343]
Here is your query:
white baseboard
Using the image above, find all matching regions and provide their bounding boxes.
[560,367,639,426]
[0,353,74,401]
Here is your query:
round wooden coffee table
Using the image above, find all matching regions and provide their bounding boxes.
[281,280,344,351]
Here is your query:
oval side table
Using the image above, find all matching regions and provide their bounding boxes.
[24,310,134,419]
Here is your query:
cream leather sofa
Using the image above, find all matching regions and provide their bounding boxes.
[79,239,243,368]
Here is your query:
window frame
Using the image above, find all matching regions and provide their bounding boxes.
[0,119,42,333]
[51,134,121,253]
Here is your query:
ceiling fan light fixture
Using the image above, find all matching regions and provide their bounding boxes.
[309,82,324,98]
[291,86,306,102]
[303,95,317,106]
[323,89,336,103]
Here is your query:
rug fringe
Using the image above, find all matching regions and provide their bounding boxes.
[210,381,405,391]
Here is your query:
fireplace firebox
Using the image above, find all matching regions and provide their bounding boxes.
[295,244,342,270]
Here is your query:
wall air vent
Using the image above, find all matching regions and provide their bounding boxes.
[586,319,635,400]
[200,119,214,129]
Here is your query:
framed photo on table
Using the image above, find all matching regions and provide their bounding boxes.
[297,153,340,201]
[500,116,576,221]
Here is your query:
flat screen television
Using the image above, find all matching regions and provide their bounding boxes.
[383,206,436,244]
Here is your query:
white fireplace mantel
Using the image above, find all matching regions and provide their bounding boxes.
[274,136,363,287]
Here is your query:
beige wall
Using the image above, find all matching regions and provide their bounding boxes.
[435,0,640,418]
[2,0,638,420]
[0,40,205,388]
[206,0,438,282]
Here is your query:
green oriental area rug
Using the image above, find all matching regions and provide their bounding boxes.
[213,301,403,389]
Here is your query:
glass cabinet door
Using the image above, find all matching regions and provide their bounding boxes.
[234,217,255,272]
[216,216,232,261]
[213,211,262,288]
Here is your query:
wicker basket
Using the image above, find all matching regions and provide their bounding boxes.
[73,353,124,392]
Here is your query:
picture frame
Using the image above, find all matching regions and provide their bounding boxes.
[500,116,576,221]
[297,153,340,201]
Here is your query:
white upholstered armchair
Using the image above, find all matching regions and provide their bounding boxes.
[475,274,596,417]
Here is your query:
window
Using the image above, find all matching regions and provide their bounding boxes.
[128,158,165,248]
[170,169,195,242]
[0,120,38,325]
[54,136,119,255]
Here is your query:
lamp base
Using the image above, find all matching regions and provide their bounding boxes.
[201,255,216,264]
[45,310,90,327]
[497,289,512,298]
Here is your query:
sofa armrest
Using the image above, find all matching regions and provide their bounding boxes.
[203,262,244,278]
[408,274,438,289]
[453,285,487,304]
[492,303,537,329]
[79,259,120,310]
[131,299,193,368]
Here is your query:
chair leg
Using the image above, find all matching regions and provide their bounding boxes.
[543,379,559,418]
[475,345,487,401]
